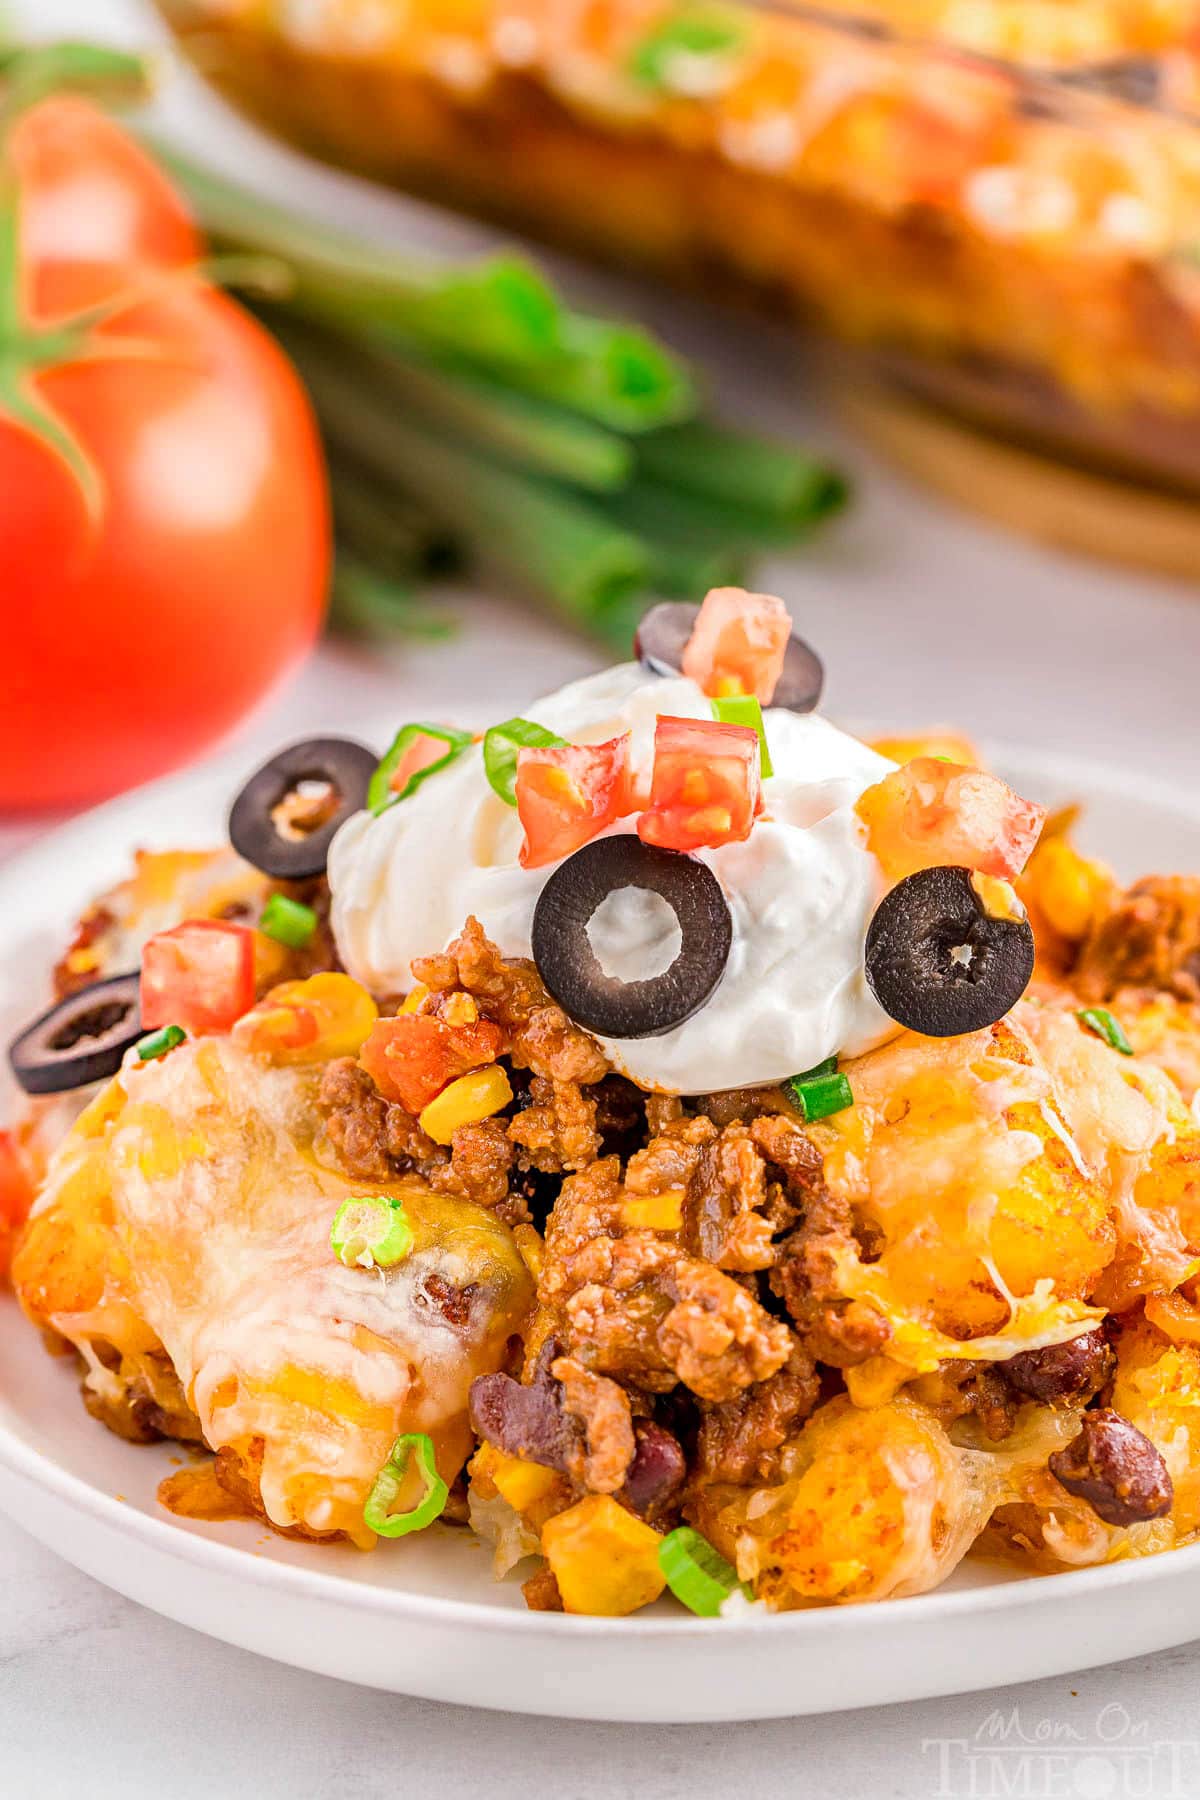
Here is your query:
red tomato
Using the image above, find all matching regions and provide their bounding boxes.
[1,103,329,811]
[680,587,791,703]
[141,919,257,1035]
[858,758,1047,884]
[360,1014,506,1115]
[0,1131,34,1280]
[10,98,200,313]
[234,1001,321,1059]
[638,716,761,853]
[516,734,631,870]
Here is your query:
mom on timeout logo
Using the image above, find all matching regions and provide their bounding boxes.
[921,1701,1198,1798]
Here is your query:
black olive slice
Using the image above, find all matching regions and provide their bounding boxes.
[865,865,1035,1038]
[228,737,377,880]
[531,836,732,1040]
[8,972,142,1095]
[634,600,824,715]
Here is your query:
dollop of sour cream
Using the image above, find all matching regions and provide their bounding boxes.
[329,663,898,1093]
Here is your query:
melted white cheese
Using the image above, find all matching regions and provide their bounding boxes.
[330,663,898,1092]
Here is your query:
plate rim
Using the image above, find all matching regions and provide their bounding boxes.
[3,727,1200,1655]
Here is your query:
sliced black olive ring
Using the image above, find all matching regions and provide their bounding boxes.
[531,836,732,1040]
[865,865,1035,1039]
[634,600,825,715]
[228,737,377,880]
[8,972,143,1095]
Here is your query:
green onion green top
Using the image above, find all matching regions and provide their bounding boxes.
[630,10,747,90]
[368,723,474,815]
[259,893,318,950]
[364,1432,449,1539]
[483,717,566,806]
[136,1024,186,1063]
[784,1064,853,1123]
[710,693,773,777]
[1077,1007,1134,1056]
[331,1195,415,1270]
[658,1526,748,1617]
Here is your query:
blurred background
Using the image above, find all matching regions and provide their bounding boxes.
[6,0,1200,856]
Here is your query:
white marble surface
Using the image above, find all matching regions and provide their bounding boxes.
[6,0,1200,1791]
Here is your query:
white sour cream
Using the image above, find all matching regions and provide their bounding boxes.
[329,663,898,1093]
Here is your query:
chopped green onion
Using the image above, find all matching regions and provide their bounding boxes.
[658,1526,747,1617]
[1077,1007,1134,1056]
[630,10,747,90]
[259,894,318,949]
[364,1432,449,1539]
[483,717,566,807]
[136,1024,185,1062]
[784,1066,853,1122]
[330,1195,415,1270]
[711,694,773,777]
[636,420,848,527]
[368,723,475,815]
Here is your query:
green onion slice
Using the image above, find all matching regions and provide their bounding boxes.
[330,1195,414,1270]
[1077,1007,1134,1056]
[368,723,474,815]
[364,1432,449,1539]
[136,1024,185,1062]
[658,1526,747,1617]
[784,1065,853,1123]
[482,716,565,807]
[710,694,773,777]
[630,10,747,90]
[259,893,318,949]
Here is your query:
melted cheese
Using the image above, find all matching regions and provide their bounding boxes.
[21,1040,532,1543]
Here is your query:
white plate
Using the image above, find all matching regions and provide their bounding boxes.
[2,736,1200,1722]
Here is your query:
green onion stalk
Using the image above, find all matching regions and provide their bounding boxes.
[155,142,849,645]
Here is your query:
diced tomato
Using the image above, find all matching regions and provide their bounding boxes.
[233,973,378,1065]
[516,733,632,870]
[680,587,791,704]
[234,1001,321,1059]
[140,919,256,1035]
[637,716,761,853]
[857,757,1047,884]
[360,1013,506,1115]
[0,1130,33,1279]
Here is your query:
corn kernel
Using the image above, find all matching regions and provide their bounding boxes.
[512,1222,545,1280]
[400,983,430,1015]
[541,1495,666,1616]
[490,1450,559,1513]
[622,1190,685,1231]
[241,973,378,1063]
[419,1065,513,1145]
[970,874,1026,924]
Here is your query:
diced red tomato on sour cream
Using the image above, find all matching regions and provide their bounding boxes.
[857,757,1046,885]
[680,587,791,704]
[638,716,762,854]
[140,919,257,1036]
[515,734,632,870]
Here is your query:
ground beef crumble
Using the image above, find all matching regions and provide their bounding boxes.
[1076,875,1200,1004]
[312,918,902,1597]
